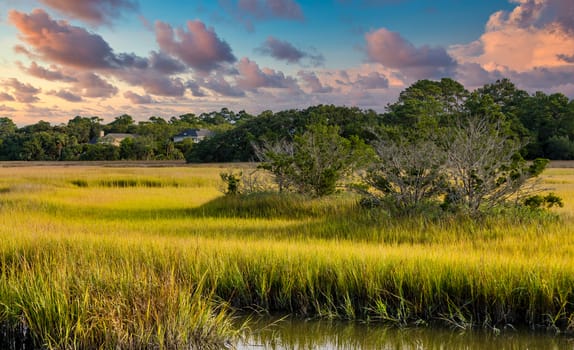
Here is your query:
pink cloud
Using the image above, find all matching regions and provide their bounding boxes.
[48,89,83,102]
[297,71,333,93]
[9,9,117,69]
[149,51,187,75]
[453,62,504,89]
[4,78,41,103]
[124,91,154,104]
[558,54,574,64]
[236,57,299,91]
[451,0,574,74]
[74,73,118,98]
[0,92,15,102]
[155,20,236,73]
[10,10,195,99]
[18,62,77,82]
[487,0,574,34]
[39,0,138,26]
[257,36,324,66]
[365,28,456,79]
[0,105,17,113]
[117,69,187,97]
[201,75,246,97]
[355,71,389,89]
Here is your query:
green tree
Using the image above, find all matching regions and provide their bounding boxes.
[444,115,548,215]
[518,92,573,158]
[0,117,17,137]
[384,78,468,139]
[106,114,136,133]
[256,124,372,197]
[67,116,102,143]
[364,137,447,211]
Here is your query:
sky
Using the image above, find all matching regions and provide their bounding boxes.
[1,0,573,126]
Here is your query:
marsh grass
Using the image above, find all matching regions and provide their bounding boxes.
[0,164,573,348]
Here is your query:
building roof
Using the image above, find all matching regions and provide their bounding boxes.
[173,129,212,138]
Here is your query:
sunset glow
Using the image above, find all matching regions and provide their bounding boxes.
[1,0,573,125]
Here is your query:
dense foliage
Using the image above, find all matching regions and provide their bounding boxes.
[0,78,573,162]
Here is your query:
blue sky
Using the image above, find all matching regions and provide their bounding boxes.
[1,0,573,125]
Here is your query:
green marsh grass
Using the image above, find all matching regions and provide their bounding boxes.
[0,164,574,348]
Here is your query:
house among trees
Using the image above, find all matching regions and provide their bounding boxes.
[173,129,212,143]
[93,131,137,146]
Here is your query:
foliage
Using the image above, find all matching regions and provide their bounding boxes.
[1,78,573,162]
[256,123,373,197]
[523,192,564,209]
[364,137,447,211]
[444,116,548,215]
[220,171,242,195]
[363,114,551,216]
[187,105,382,163]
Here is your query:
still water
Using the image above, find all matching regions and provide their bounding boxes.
[236,317,574,350]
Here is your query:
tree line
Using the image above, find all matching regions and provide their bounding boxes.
[0,78,573,162]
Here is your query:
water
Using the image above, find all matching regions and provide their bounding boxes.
[3,318,573,349]
[236,317,574,350]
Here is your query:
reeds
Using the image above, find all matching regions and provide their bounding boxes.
[0,165,573,348]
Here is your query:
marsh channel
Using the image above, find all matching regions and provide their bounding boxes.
[236,317,574,350]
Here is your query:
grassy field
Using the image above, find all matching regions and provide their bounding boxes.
[0,163,573,348]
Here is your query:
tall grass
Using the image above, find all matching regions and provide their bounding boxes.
[0,165,573,348]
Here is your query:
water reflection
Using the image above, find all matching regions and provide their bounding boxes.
[237,317,574,350]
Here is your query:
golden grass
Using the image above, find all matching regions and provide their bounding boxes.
[0,164,573,348]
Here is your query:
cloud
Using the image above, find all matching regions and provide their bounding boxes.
[450,0,574,75]
[48,89,83,102]
[201,75,246,97]
[118,69,187,97]
[0,105,17,113]
[221,0,304,31]
[0,93,15,102]
[74,73,118,98]
[186,81,207,97]
[256,36,324,66]
[237,0,304,20]
[486,0,545,31]
[124,91,154,104]
[9,9,122,69]
[17,62,77,82]
[149,51,187,75]
[355,71,389,89]
[454,62,504,89]
[39,0,138,26]
[365,28,456,79]
[327,68,390,90]
[508,66,574,90]
[338,0,408,6]
[558,54,574,64]
[155,20,236,73]
[486,0,574,34]
[4,78,41,103]
[236,57,299,91]
[297,71,333,93]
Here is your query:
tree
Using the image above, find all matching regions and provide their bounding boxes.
[0,117,17,137]
[254,139,295,193]
[518,92,574,158]
[364,137,447,210]
[384,78,468,138]
[106,114,136,133]
[256,123,371,197]
[444,115,548,215]
[67,116,102,143]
